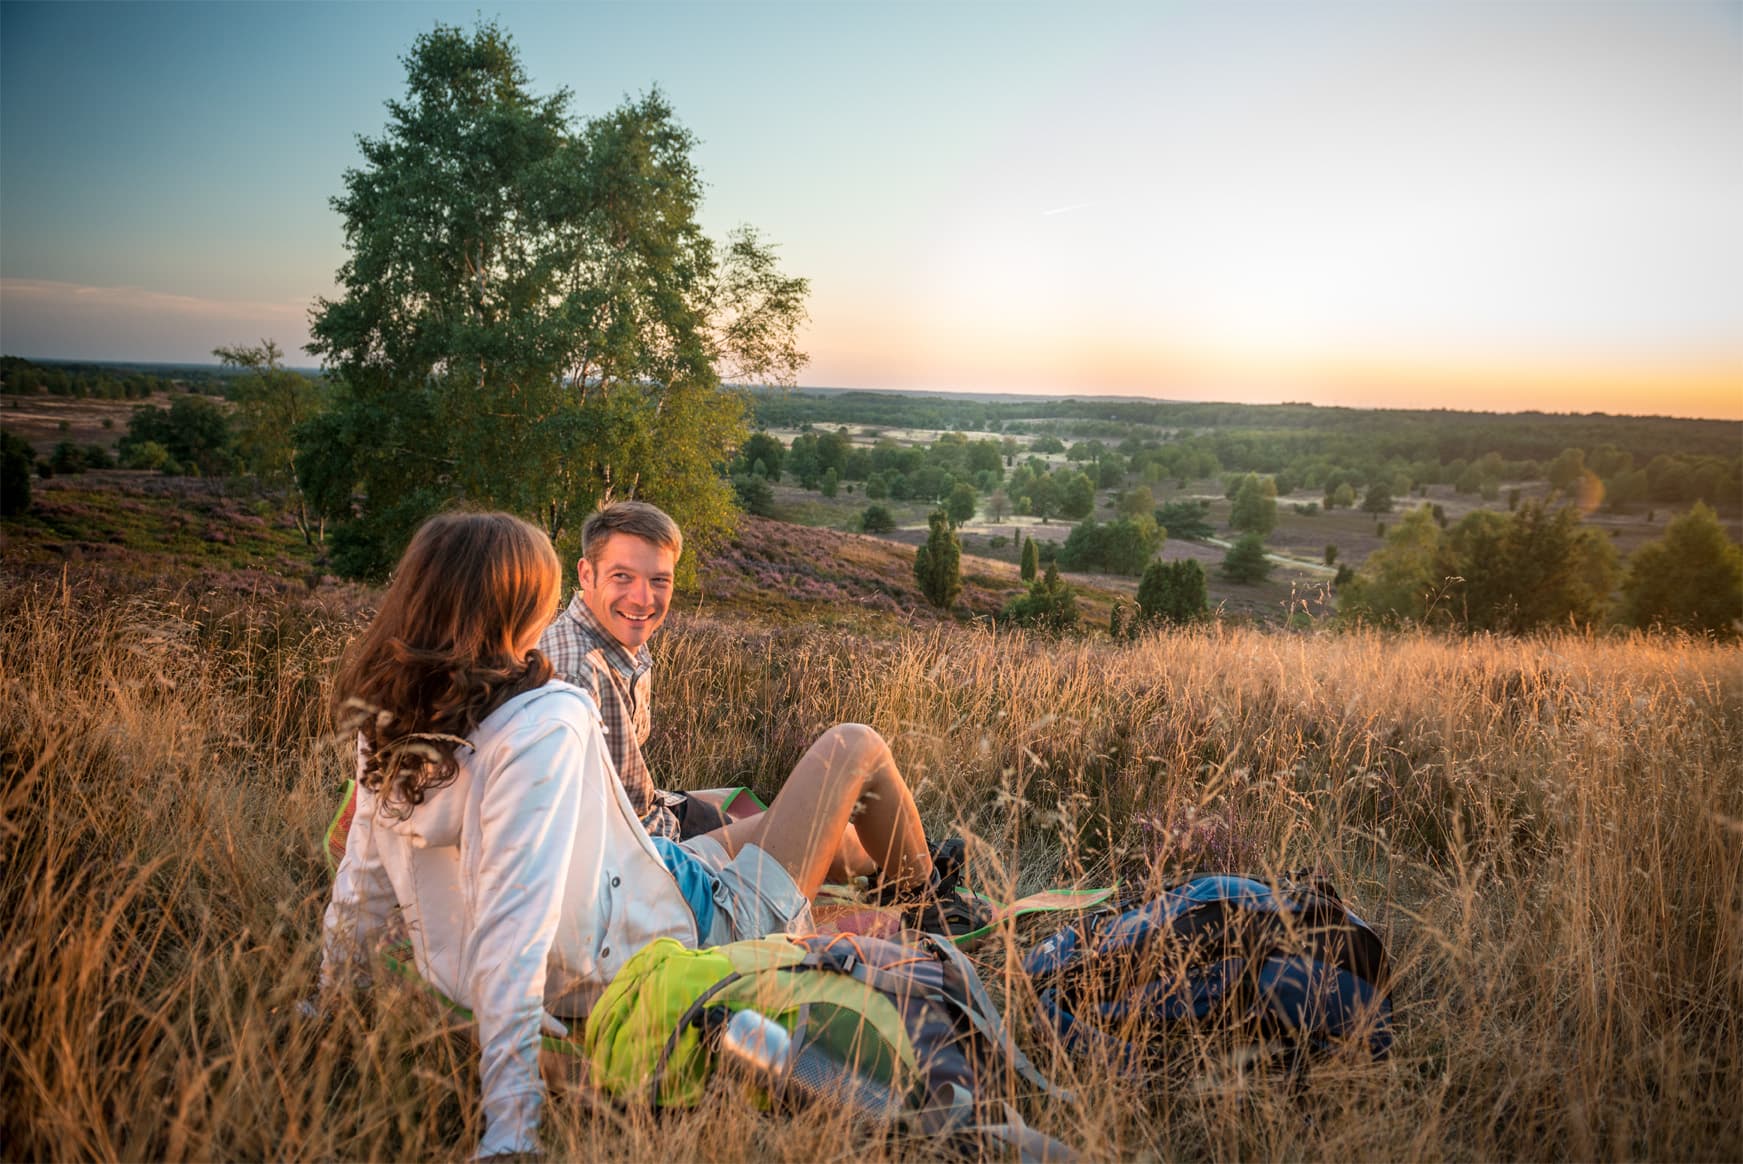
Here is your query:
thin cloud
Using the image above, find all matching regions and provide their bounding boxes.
[1040,201,1099,217]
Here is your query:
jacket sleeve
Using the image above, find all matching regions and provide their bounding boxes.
[320,747,397,991]
[465,704,612,1158]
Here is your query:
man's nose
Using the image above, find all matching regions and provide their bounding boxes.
[628,578,652,607]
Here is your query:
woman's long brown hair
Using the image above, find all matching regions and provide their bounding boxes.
[333,511,560,814]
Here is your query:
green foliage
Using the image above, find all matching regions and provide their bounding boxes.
[1547,448,1586,493]
[1020,535,1038,582]
[1343,501,1619,632]
[912,509,961,609]
[301,23,805,579]
[820,467,839,499]
[1449,501,1616,633]
[1229,473,1277,534]
[1220,532,1273,584]
[731,473,775,517]
[860,504,896,534]
[121,440,177,474]
[1361,481,1394,514]
[1118,486,1154,519]
[1153,498,1213,541]
[216,340,329,542]
[1,430,33,515]
[121,395,235,476]
[49,441,89,475]
[1324,543,1338,566]
[1136,558,1207,624]
[737,432,785,481]
[1056,470,1096,520]
[1619,503,1743,639]
[1030,434,1065,454]
[944,482,977,527]
[1001,561,1078,629]
[1339,506,1456,625]
[1057,515,1163,575]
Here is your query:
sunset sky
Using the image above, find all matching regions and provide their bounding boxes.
[2,1,1739,419]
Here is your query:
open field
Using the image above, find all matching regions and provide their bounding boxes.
[3,562,1739,1161]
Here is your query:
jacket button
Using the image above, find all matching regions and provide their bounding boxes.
[600,946,611,959]
[611,876,621,888]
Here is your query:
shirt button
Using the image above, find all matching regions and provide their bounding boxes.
[600,946,611,959]
[611,876,621,888]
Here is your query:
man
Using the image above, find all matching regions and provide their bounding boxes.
[538,500,697,840]
[541,499,967,915]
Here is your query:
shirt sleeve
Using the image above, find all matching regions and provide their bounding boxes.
[465,703,613,1158]
[320,746,397,992]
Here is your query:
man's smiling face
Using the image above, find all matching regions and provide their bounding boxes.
[578,532,675,652]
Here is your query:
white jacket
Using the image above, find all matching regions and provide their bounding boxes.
[320,681,697,1156]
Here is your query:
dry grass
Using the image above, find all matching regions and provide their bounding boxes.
[3,568,1740,1161]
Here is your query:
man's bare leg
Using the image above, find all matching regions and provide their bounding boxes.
[705,723,930,899]
[706,815,877,882]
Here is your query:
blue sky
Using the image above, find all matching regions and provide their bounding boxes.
[2,0,1739,418]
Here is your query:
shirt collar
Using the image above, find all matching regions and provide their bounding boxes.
[563,590,652,680]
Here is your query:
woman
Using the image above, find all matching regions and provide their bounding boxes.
[321,512,933,1157]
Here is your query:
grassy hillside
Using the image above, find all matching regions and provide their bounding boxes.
[3,563,1739,1160]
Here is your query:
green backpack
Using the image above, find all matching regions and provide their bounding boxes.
[584,931,1076,1155]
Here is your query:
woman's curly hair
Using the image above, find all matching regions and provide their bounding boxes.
[332,511,560,815]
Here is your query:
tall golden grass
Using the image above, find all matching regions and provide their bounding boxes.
[3,572,1739,1160]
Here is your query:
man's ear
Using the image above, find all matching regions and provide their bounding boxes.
[576,557,593,591]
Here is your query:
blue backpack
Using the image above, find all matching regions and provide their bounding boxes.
[1022,874,1392,1068]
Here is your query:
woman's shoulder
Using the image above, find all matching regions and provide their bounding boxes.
[478,679,602,738]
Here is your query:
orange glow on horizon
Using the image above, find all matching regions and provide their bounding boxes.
[804,309,1743,421]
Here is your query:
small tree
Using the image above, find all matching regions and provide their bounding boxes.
[945,482,977,528]
[731,473,775,517]
[861,504,896,534]
[821,467,839,498]
[986,489,1011,524]
[1,430,33,516]
[913,509,962,609]
[1020,535,1038,582]
[1002,561,1078,629]
[1220,532,1272,584]
[1137,558,1207,624]
[737,431,786,481]
[1618,502,1742,639]
[1361,482,1394,514]
[1229,473,1277,535]
[1324,543,1338,566]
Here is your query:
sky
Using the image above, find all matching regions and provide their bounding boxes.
[1,1,1739,420]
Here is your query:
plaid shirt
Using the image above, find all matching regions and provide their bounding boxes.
[537,592,683,840]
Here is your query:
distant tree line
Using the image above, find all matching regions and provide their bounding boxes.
[0,355,241,399]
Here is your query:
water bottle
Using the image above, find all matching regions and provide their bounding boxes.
[716,1008,793,1085]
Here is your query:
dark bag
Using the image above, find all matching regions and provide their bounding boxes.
[1022,873,1392,1069]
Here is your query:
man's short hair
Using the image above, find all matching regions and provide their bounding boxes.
[581,501,683,565]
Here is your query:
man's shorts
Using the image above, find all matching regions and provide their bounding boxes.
[680,834,814,943]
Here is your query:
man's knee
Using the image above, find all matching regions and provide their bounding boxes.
[813,722,889,772]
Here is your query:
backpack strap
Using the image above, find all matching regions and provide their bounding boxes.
[923,934,1075,1104]
[648,967,754,1106]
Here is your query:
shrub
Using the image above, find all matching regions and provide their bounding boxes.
[1136,558,1207,624]
[1221,532,1272,584]
[1020,536,1038,582]
[1,430,33,515]
[1618,502,1743,639]
[913,509,961,609]
[1153,499,1214,541]
[1001,562,1078,629]
[860,504,896,534]
[731,473,776,517]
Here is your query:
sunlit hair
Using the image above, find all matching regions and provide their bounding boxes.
[333,511,560,815]
[581,500,682,566]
